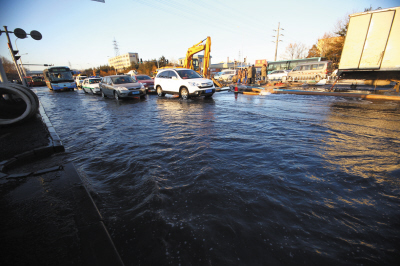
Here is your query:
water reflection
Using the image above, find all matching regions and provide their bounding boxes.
[321,100,400,179]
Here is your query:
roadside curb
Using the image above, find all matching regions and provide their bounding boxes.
[64,163,125,265]
[0,101,65,173]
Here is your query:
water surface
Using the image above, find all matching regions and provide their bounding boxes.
[36,88,400,265]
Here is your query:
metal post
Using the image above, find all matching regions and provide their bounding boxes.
[19,63,27,77]
[3,26,27,87]
[14,39,28,78]
[0,57,9,83]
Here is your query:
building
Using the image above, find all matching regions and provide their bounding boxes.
[108,53,139,71]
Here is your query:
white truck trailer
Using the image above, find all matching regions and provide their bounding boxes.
[338,7,400,81]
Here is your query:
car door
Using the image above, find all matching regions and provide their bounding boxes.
[168,71,179,94]
[102,77,111,96]
[106,77,115,96]
[82,79,87,91]
[100,77,107,94]
[160,71,173,93]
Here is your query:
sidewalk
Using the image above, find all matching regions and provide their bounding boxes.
[0,102,124,265]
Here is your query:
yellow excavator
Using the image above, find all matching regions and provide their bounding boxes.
[183,36,223,88]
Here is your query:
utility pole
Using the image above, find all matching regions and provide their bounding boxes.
[113,38,120,57]
[272,22,284,61]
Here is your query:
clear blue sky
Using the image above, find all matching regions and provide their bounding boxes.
[1,0,398,71]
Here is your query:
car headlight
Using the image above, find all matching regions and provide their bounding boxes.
[140,83,145,89]
[118,87,128,91]
[188,82,199,87]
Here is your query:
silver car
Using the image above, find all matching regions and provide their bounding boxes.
[99,75,146,100]
[267,70,290,81]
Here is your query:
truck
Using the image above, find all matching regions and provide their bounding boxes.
[338,6,400,84]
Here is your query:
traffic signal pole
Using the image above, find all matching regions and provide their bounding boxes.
[3,26,27,86]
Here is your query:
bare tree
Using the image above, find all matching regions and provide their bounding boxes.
[282,42,308,60]
[334,14,350,37]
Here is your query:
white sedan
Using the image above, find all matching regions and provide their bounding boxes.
[82,77,102,94]
[267,70,290,81]
[219,70,236,82]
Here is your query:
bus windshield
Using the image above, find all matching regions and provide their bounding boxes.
[48,70,73,83]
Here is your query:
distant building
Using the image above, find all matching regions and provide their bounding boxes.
[108,53,139,71]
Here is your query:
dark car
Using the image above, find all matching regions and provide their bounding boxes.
[27,76,46,87]
[99,75,146,100]
[132,74,155,94]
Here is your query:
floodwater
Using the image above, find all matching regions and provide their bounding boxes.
[35,87,400,265]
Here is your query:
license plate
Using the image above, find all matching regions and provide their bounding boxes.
[131,91,139,94]
[205,89,212,93]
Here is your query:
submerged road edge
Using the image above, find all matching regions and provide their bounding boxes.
[0,101,64,172]
[63,162,125,266]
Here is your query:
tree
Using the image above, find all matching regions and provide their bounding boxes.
[158,55,167,67]
[307,45,320,58]
[334,14,350,37]
[1,56,19,81]
[282,42,308,60]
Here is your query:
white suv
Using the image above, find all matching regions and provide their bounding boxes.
[154,68,215,99]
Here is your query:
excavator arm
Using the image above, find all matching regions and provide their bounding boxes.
[183,36,223,88]
[184,37,211,77]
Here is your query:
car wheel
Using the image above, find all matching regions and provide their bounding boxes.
[315,75,321,82]
[180,87,189,99]
[114,91,119,100]
[101,91,107,98]
[157,86,165,97]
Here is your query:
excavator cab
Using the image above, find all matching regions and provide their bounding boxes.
[192,58,200,72]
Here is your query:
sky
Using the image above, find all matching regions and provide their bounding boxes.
[0,0,398,71]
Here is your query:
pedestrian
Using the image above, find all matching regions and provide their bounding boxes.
[237,69,242,84]
[261,64,267,83]
[252,65,256,84]
[247,65,252,84]
[243,69,248,84]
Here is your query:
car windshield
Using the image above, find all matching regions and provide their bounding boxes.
[135,75,151,80]
[176,70,202,79]
[89,79,101,84]
[111,76,135,84]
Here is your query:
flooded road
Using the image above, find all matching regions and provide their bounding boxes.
[35,87,400,265]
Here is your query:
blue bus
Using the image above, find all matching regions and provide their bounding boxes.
[267,57,326,74]
[43,66,77,91]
